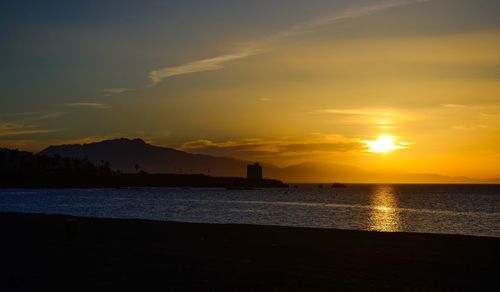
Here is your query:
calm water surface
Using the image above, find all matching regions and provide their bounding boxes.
[0,184,499,238]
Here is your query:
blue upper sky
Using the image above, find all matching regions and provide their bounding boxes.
[2,0,499,110]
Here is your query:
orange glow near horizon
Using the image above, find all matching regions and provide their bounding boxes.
[1,2,500,181]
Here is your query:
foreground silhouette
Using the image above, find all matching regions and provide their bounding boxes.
[0,212,498,291]
[0,147,286,188]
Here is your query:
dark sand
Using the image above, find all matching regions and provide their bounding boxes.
[1,212,498,291]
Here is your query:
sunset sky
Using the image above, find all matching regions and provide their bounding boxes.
[1,0,500,178]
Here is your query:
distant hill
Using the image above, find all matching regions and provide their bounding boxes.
[39,138,260,177]
[267,162,500,184]
[38,138,500,184]
[0,146,285,188]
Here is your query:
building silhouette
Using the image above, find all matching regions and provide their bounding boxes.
[246,162,263,180]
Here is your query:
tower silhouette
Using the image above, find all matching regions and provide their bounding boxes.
[246,163,263,180]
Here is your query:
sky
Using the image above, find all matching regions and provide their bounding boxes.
[1,0,500,178]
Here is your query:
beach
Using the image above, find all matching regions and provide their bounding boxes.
[1,212,498,291]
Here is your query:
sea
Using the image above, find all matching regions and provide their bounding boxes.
[1,184,499,238]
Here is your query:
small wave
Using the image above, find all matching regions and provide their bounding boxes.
[175,199,500,218]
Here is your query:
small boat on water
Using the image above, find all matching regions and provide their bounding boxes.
[331,183,347,188]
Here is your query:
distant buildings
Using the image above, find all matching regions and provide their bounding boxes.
[247,162,263,180]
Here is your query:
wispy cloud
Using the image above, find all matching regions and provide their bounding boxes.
[443,104,468,108]
[0,122,59,137]
[149,0,429,84]
[0,111,64,121]
[101,88,129,96]
[55,135,122,145]
[62,102,108,109]
[150,50,260,84]
[451,124,489,131]
[179,137,363,165]
[316,107,415,130]
[317,108,413,119]
[318,108,389,116]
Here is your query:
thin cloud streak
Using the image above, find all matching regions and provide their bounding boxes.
[62,102,108,109]
[318,108,390,116]
[149,50,260,83]
[149,0,430,84]
[0,129,57,137]
[101,88,129,96]
[443,104,467,108]
[179,137,363,158]
[317,108,413,120]
[0,111,64,121]
[0,122,59,137]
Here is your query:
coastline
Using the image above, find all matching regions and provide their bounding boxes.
[0,173,287,188]
[1,212,498,291]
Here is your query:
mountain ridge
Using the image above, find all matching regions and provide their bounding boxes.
[38,138,500,184]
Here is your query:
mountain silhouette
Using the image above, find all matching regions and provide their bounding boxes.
[39,138,259,177]
[39,138,500,183]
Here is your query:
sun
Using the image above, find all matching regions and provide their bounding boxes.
[364,135,404,154]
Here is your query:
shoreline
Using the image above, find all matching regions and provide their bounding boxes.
[1,182,499,190]
[0,172,288,189]
[2,210,499,240]
[1,212,499,291]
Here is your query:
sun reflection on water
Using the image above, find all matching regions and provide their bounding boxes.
[368,185,401,232]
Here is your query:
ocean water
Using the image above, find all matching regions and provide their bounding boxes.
[0,184,499,238]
